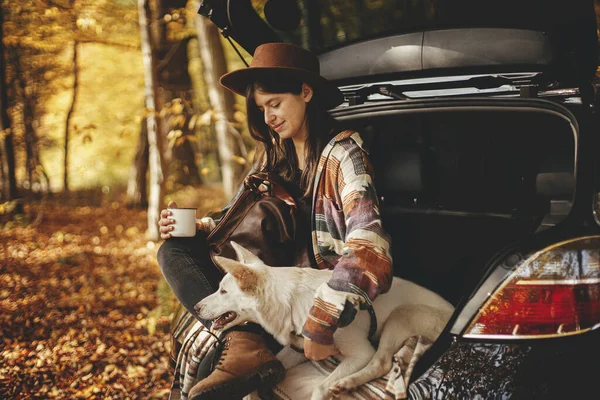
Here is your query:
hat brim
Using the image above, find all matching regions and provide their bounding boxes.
[220,66,344,109]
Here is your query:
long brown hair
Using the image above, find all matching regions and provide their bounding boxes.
[245,71,336,199]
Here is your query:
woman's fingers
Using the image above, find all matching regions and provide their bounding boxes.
[159,214,174,225]
[159,201,179,239]
[159,223,174,239]
[195,217,215,233]
[160,224,174,233]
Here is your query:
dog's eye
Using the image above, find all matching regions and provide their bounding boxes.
[220,289,227,294]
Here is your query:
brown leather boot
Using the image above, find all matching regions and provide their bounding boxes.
[188,328,285,400]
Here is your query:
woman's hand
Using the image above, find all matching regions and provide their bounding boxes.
[158,201,178,240]
[159,201,214,240]
[303,339,339,361]
[196,217,216,233]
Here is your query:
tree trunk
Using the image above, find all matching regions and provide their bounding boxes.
[169,113,202,185]
[195,13,244,200]
[64,41,79,192]
[22,94,49,193]
[0,6,17,200]
[139,0,164,240]
[126,116,149,207]
[185,5,215,170]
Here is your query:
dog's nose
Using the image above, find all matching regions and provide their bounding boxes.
[194,302,203,315]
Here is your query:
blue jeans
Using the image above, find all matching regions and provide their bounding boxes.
[157,231,224,327]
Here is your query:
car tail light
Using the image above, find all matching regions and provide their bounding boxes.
[464,236,600,339]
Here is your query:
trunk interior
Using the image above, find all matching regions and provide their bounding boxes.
[334,101,577,306]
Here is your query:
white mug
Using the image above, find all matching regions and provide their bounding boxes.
[168,207,197,237]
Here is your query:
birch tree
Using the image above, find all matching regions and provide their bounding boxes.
[139,0,164,239]
[194,11,245,200]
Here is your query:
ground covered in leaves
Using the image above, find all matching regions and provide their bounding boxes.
[0,189,224,399]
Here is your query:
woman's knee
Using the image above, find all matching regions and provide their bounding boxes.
[157,237,190,270]
[157,234,214,275]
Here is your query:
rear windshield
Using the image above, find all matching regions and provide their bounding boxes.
[251,0,594,53]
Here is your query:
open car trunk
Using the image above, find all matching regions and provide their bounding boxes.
[333,98,577,305]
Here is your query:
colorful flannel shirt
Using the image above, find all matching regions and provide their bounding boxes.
[302,130,393,346]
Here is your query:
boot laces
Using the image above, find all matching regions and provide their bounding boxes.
[207,332,230,370]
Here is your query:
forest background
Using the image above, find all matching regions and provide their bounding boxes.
[0,0,252,398]
[1,0,600,399]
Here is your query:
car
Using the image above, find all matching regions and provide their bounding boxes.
[169,0,600,399]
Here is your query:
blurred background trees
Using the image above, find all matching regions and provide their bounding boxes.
[0,0,252,239]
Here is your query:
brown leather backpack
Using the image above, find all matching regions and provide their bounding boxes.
[207,171,312,269]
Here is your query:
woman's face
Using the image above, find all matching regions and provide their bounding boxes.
[253,83,313,142]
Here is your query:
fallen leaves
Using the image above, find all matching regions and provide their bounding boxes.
[0,201,173,399]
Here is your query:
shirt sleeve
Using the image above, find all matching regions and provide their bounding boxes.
[302,143,393,346]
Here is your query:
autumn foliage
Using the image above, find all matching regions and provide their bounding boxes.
[0,198,173,399]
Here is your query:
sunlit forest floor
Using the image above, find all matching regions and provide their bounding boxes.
[0,186,224,399]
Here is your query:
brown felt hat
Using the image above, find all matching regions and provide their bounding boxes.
[220,42,344,109]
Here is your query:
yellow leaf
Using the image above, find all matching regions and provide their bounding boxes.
[147,316,156,335]
[199,110,213,126]
[167,129,182,140]
[232,156,247,165]
[188,114,198,130]
[233,111,246,123]
[172,102,183,114]
[80,363,93,374]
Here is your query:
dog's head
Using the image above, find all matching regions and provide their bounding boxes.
[194,242,268,331]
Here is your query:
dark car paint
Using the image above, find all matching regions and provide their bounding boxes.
[409,328,600,399]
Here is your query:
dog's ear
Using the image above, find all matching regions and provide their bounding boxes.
[214,255,259,292]
[230,241,262,265]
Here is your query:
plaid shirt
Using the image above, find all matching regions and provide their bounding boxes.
[302,130,393,346]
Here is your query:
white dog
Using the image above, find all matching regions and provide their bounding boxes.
[195,242,454,400]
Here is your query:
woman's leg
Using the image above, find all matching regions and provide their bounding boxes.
[157,230,224,326]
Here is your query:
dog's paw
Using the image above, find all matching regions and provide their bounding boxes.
[311,387,331,400]
[328,385,344,398]
[329,379,354,396]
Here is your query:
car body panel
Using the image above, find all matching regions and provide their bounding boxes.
[409,328,600,399]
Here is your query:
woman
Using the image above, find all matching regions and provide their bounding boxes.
[158,43,392,399]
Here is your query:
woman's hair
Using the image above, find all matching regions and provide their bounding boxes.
[245,71,336,199]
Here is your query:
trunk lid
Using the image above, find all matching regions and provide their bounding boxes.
[200,0,598,85]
